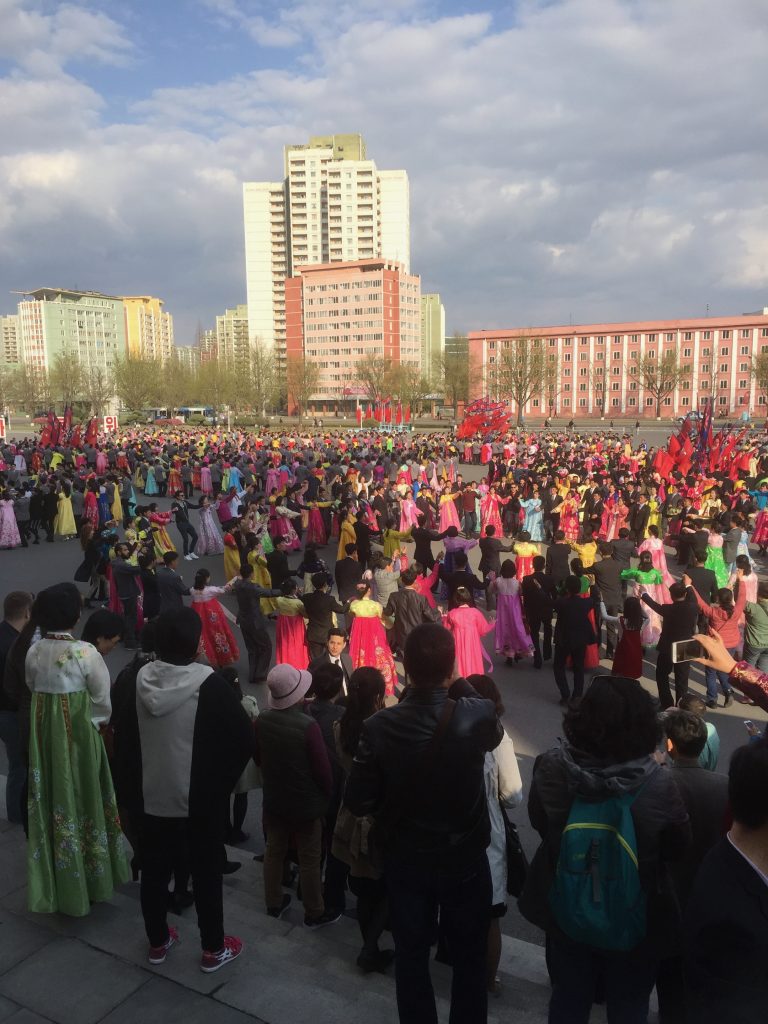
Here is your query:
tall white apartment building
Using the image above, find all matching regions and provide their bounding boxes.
[15,288,126,373]
[0,313,20,366]
[243,133,410,360]
[215,304,251,370]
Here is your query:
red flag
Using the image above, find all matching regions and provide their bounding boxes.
[374,402,381,423]
[85,417,98,445]
[667,433,682,458]
[70,424,82,448]
[366,403,372,420]
[405,405,411,423]
[39,412,54,448]
[62,404,73,437]
[385,402,392,424]
[396,401,403,425]
[356,405,363,426]
[676,436,693,465]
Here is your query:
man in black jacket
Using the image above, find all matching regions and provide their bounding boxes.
[685,552,719,628]
[439,551,484,608]
[134,608,254,972]
[478,524,513,578]
[412,514,448,571]
[157,551,191,613]
[384,566,441,654]
[230,564,281,684]
[552,575,598,704]
[308,629,354,689]
[642,582,699,708]
[170,491,199,560]
[112,543,143,647]
[353,510,374,567]
[588,542,624,657]
[334,543,364,602]
[546,530,572,585]
[265,537,296,590]
[629,495,651,543]
[302,575,350,660]
[684,739,768,1024]
[521,555,555,668]
[345,623,502,1024]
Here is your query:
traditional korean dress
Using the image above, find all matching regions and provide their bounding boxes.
[348,597,397,696]
[26,635,130,916]
[704,532,729,589]
[513,540,539,581]
[443,604,496,676]
[191,585,239,668]
[620,567,668,648]
[274,596,309,669]
[519,498,545,541]
[489,577,532,659]
[637,536,674,586]
[196,502,225,556]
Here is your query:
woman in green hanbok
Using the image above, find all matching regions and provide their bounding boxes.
[25,584,129,916]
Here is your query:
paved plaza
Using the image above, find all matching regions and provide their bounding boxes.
[0,438,764,1023]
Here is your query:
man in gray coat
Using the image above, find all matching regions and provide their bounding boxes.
[384,566,441,655]
[156,551,191,613]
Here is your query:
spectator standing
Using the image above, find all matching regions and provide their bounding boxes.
[641,581,699,709]
[0,591,33,824]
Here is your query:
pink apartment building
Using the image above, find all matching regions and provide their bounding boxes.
[469,309,768,419]
[285,259,421,413]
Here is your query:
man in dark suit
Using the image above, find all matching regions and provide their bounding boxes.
[353,510,374,568]
[588,542,624,657]
[609,528,638,571]
[371,486,389,533]
[302,575,350,660]
[308,628,354,690]
[478,525,513,578]
[655,710,729,1021]
[629,495,651,543]
[521,555,555,668]
[545,530,571,585]
[722,523,741,569]
[111,542,143,648]
[541,486,562,542]
[265,537,296,590]
[231,563,281,684]
[334,543,364,602]
[684,739,768,1024]
[412,515,449,572]
[156,551,191,614]
[642,582,699,708]
[384,566,441,654]
[552,575,597,703]
[439,551,484,608]
[686,551,719,628]
[677,521,710,568]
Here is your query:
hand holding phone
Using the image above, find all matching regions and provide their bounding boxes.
[672,638,704,663]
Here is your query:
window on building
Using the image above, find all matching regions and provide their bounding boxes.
[718,396,728,405]
[612,366,621,376]
[684,332,692,340]
[762,328,768,337]
[740,346,750,355]
[532,399,539,407]
[562,398,570,406]
[742,329,751,338]
[579,383,587,392]
[666,333,674,341]
[613,335,622,343]
[740,362,749,372]
[564,353,571,362]
[719,380,729,389]
[721,347,729,355]
[630,334,639,342]
[579,398,587,407]
[681,396,690,406]
[611,382,620,391]
[646,398,654,406]
[628,397,636,405]
[549,338,557,346]
[579,368,588,377]
[613,351,621,360]
[739,379,748,389]
[683,348,692,357]
[664,397,672,406]
[722,330,730,339]
[597,335,605,343]
[703,331,711,340]
[720,362,728,372]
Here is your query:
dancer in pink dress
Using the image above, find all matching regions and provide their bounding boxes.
[480,486,506,536]
[488,562,533,663]
[399,495,420,531]
[348,584,398,696]
[0,493,22,548]
[637,526,674,586]
[443,588,495,676]
[274,580,309,669]
[559,492,581,544]
[438,489,461,531]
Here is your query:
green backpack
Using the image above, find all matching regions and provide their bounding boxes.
[549,788,647,951]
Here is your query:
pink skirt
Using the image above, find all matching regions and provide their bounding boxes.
[494,593,533,657]
[275,615,309,669]
[306,508,327,546]
[349,616,397,696]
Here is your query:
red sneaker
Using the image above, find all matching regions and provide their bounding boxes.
[200,935,243,973]
[148,926,179,965]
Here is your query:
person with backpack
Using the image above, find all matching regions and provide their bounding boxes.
[519,676,691,1024]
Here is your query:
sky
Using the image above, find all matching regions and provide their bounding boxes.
[0,0,767,345]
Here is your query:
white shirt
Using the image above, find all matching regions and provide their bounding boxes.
[26,635,111,725]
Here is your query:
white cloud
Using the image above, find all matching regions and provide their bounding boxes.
[0,0,767,341]
[0,0,132,72]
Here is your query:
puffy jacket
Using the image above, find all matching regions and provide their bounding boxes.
[344,678,503,870]
[519,743,691,955]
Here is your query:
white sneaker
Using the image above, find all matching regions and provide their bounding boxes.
[184,554,192,560]
[190,552,199,559]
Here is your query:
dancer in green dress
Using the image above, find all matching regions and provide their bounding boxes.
[25,584,129,916]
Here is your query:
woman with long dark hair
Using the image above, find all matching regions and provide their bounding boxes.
[333,667,393,973]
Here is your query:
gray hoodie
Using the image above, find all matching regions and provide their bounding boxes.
[136,660,213,816]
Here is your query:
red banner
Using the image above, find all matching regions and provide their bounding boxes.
[395,401,403,425]
[356,406,363,426]
[405,405,411,423]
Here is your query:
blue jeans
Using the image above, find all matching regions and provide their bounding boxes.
[548,934,658,1024]
[385,854,491,1024]
[704,647,737,702]
[742,643,768,672]
[0,710,25,824]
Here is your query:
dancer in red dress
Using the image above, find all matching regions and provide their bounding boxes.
[190,568,239,668]
[274,579,309,669]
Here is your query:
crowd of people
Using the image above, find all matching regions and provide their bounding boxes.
[1,420,768,1023]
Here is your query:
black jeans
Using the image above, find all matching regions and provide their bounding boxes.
[655,650,690,709]
[463,511,477,535]
[141,813,223,951]
[349,875,389,956]
[548,934,658,1024]
[528,613,553,666]
[183,481,194,498]
[177,521,198,555]
[602,603,620,656]
[121,595,139,647]
[240,621,272,683]
[385,854,491,1024]
[553,642,586,700]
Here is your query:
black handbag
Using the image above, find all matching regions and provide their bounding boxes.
[500,802,529,897]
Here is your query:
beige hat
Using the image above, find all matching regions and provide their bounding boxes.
[266,663,313,710]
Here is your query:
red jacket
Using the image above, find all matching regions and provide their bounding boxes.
[694,585,747,649]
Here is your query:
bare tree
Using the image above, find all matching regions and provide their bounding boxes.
[11,363,50,413]
[113,356,160,412]
[354,352,391,403]
[83,365,114,417]
[440,343,469,411]
[286,356,320,424]
[0,366,13,416]
[589,363,609,419]
[248,338,280,419]
[49,351,86,408]
[544,353,563,419]
[493,337,548,425]
[390,364,432,416]
[628,349,691,420]
[751,352,768,407]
